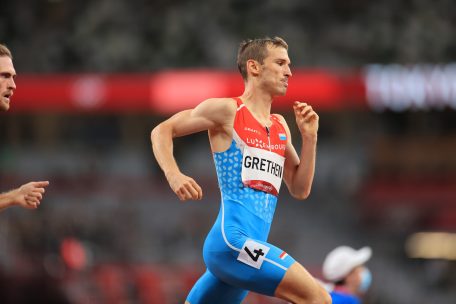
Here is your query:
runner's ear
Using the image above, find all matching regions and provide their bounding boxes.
[246,59,261,77]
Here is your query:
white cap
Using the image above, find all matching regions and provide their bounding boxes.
[322,246,372,282]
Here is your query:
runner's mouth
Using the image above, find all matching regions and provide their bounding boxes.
[3,92,12,101]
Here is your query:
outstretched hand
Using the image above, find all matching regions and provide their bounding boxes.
[293,101,319,137]
[166,171,203,201]
[13,181,50,209]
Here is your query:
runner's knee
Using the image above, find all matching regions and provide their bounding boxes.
[275,262,332,304]
[300,285,332,304]
[319,288,332,304]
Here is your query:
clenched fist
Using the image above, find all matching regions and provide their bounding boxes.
[166,171,203,201]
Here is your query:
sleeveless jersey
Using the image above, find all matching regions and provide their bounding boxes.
[233,98,287,196]
[187,97,296,303]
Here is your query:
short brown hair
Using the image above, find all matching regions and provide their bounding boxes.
[237,36,288,81]
[0,43,12,58]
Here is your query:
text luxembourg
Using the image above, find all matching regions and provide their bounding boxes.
[243,156,283,178]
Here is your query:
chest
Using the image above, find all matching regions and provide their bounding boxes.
[233,110,287,157]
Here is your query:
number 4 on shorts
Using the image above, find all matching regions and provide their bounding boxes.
[237,239,270,269]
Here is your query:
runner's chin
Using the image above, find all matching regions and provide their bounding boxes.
[274,86,287,96]
[0,100,9,111]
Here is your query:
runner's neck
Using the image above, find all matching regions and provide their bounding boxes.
[238,97,272,127]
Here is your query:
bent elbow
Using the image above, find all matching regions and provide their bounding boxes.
[151,122,175,142]
[291,189,311,200]
[151,125,160,141]
[151,123,168,142]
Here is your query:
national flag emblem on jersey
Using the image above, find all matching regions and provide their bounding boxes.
[279,251,288,260]
[278,133,287,140]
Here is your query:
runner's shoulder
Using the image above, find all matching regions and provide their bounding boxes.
[271,113,287,125]
[271,113,291,135]
[205,97,237,110]
[201,97,237,117]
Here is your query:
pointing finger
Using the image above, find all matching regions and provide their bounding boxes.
[32,181,50,188]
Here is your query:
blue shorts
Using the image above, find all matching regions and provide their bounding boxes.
[186,198,296,304]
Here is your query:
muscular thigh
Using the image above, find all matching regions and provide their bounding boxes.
[205,237,296,296]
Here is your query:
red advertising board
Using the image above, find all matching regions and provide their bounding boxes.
[9,69,366,113]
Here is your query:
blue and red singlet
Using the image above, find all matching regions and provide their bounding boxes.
[187,98,296,304]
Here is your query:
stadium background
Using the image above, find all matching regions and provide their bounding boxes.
[1,0,455,303]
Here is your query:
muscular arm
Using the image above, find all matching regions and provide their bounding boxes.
[0,181,50,212]
[279,102,318,200]
[151,98,235,201]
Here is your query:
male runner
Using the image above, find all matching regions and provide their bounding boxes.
[151,37,331,304]
[0,43,49,212]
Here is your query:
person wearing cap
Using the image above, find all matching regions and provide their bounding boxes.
[322,246,372,304]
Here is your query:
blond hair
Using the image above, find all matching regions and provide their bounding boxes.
[237,36,288,81]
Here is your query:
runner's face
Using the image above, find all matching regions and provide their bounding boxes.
[258,46,292,96]
[0,56,16,112]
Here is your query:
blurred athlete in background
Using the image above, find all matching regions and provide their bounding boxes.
[0,43,49,212]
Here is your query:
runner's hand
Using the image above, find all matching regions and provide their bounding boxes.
[293,101,319,137]
[166,171,203,201]
[13,181,49,209]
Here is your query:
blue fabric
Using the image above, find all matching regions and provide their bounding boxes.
[214,140,277,223]
[330,291,361,304]
[187,269,248,304]
[186,141,295,303]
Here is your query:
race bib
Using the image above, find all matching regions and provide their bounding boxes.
[241,146,285,196]
[237,239,270,269]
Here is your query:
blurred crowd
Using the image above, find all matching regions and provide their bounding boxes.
[1,0,455,73]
